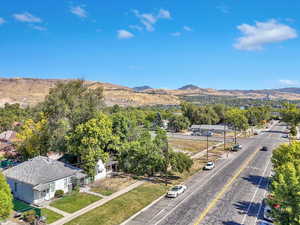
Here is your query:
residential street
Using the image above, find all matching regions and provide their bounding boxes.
[125,122,286,225]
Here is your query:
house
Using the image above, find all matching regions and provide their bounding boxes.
[190,124,231,134]
[3,156,87,204]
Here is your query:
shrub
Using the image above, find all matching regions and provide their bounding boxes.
[23,210,36,224]
[54,190,64,198]
[73,185,80,193]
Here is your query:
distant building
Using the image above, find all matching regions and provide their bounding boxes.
[190,124,231,134]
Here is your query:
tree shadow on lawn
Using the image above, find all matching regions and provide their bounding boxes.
[242,175,269,191]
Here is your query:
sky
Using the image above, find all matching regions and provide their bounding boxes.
[0,0,300,90]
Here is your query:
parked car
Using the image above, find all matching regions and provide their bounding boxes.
[263,205,273,222]
[204,161,215,170]
[262,199,274,222]
[204,131,214,137]
[257,221,273,225]
[231,144,242,151]
[166,185,187,198]
[191,132,201,136]
[261,146,268,151]
[282,134,289,138]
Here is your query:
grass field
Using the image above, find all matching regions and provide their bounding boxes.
[168,138,218,154]
[50,192,101,213]
[65,183,168,225]
[90,175,136,196]
[41,208,63,224]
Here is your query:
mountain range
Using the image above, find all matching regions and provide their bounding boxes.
[0,77,300,107]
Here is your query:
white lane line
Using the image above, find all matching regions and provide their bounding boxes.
[241,144,275,225]
[153,141,260,225]
[152,150,248,225]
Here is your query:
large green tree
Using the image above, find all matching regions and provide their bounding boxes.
[66,113,116,178]
[270,143,300,224]
[0,172,13,221]
[168,115,190,132]
[41,80,104,152]
[225,108,249,143]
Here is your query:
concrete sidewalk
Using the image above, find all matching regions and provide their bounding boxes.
[50,180,144,225]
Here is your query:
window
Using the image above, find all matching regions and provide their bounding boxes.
[14,182,18,192]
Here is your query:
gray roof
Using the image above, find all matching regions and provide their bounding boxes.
[4,156,83,186]
[191,124,231,131]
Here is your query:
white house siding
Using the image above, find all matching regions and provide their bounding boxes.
[34,177,72,204]
[94,160,107,180]
[7,178,35,203]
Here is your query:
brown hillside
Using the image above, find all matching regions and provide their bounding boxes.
[0,78,180,107]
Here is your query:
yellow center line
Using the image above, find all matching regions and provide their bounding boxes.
[193,147,261,225]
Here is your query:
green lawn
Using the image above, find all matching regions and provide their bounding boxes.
[41,208,64,224]
[91,188,114,196]
[65,183,168,225]
[50,192,101,213]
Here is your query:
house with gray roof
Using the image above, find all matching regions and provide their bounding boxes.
[3,156,88,204]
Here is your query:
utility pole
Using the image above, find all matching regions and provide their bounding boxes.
[206,133,209,162]
[224,123,228,158]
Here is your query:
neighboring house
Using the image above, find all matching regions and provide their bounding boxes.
[3,156,87,204]
[190,124,231,134]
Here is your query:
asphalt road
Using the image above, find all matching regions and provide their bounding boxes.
[125,122,286,225]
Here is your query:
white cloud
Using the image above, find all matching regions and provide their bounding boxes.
[70,6,87,18]
[183,26,192,31]
[0,18,5,25]
[132,9,171,32]
[30,25,47,31]
[13,12,42,23]
[118,29,134,39]
[158,9,171,19]
[129,25,143,31]
[234,19,298,51]
[279,80,299,86]
[171,32,181,37]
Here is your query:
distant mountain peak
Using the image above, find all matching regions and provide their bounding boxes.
[133,85,152,92]
[178,84,200,90]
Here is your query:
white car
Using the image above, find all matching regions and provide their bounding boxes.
[204,161,215,170]
[166,185,187,198]
[263,205,274,222]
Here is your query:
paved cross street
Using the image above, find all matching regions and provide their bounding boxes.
[125,122,286,225]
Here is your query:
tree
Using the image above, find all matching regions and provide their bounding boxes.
[16,114,48,159]
[41,80,104,152]
[0,103,30,132]
[118,128,193,179]
[269,142,300,224]
[0,171,13,221]
[66,113,116,178]
[168,115,190,132]
[225,108,249,143]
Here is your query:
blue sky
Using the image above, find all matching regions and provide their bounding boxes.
[0,0,300,90]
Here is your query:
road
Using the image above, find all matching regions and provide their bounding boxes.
[125,122,286,225]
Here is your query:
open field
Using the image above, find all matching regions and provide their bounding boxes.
[90,174,137,196]
[168,138,218,154]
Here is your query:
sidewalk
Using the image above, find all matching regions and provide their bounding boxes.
[50,181,145,225]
